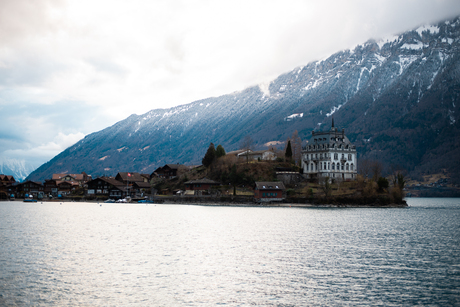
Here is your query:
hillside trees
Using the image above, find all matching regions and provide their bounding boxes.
[202,143,216,167]
[202,143,227,168]
[216,145,226,158]
[285,140,292,161]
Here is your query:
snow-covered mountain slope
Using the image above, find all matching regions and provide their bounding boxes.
[27,16,460,182]
[0,158,37,182]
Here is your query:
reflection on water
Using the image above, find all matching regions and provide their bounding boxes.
[1,199,459,306]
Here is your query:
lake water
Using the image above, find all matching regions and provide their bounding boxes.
[1,198,459,306]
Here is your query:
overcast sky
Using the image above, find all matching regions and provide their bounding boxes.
[1,0,460,169]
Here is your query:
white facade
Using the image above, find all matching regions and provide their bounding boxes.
[301,126,357,180]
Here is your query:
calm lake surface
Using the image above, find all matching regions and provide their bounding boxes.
[1,198,459,306]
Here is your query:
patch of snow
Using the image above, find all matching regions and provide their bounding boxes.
[284,113,304,121]
[398,55,419,74]
[442,38,454,44]
[258,82,271,97]
[99,156,109,161]
[416,25,439,37]
[326,105,342,117]
[374,54,387,64]
[401,42,426,50]
[448,110,455,124]
[117,147,127,152]
[200,103,203,106]
[279,85,287,93]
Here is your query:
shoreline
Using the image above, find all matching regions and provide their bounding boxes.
[2,198,408,208]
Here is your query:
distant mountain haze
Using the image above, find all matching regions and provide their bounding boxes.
[26,16,460,183]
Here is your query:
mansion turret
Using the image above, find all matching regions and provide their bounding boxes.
[301,121,357,180]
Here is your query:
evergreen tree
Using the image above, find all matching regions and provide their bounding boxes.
[216,144,226,158]
[202,143,216,167]
[285,140,293,161]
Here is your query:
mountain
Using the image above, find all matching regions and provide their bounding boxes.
[27,16,460,183]
[0,158,37,182]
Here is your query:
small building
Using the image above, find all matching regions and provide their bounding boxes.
[184,178,221,195]
[115,172,146,185]
[86,177,128,199]
[301,119,357,181]
[151,164,184,180]
[16,180,44,198]
[237,150,277,161]
[254,182,285,202]
[52,172,92,186]
[0,174,16,199]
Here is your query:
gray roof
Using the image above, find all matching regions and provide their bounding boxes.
[255,182,285,190]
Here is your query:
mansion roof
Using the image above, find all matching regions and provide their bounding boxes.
[305,126,356,151]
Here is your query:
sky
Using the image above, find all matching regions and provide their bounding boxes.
[1,0,460,170]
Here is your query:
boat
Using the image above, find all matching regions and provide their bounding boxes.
[23,198,37,202]
[138,199,154,203]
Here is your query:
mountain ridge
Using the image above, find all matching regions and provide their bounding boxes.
[26,16,460,183]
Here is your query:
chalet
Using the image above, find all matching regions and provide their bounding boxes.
[44,179,59,197]
[16,180,44,198]
[184,178,220,195]
[115,172,146,184]
[86,177,127,199]
[254,181,285,202]
[0,174,16,185]
[132,181,153,197]
[0,175,16,199]
[301,119,357,181]
[52,172,92,185]
[151,164,183,180]
[57,181,80,196]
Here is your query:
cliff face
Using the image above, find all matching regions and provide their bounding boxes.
[27,17,460,183]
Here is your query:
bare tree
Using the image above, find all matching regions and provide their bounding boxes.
[240,135,254,164]
[359,159,372,179]
[371,160,383,182]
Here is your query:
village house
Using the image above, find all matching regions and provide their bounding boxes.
[227,149,277,162]
[151,164,184,180]
[43,179,59,197]
[237,149,277,161]
[115,172,146,184]
[15,180,45,198]
[0,174,16,199]
[184,178,221,195]
[52,172,92,186]
[254,181,286,202]
[86,177,128,199]
[301,120,357,180]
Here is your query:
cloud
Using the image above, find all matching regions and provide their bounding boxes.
[2,131,85,165]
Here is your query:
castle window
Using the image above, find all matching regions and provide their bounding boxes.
[348,154,352,160]
[346,164,349,171]
[341,164,344,170]
[320,153,323,159]
[342,154,345,159]
[351,164,354,171]
[332,163,335,170]
[334,153,338,160]
[328,162,330,170]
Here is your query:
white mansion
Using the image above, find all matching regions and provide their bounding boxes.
[301,121,357,180]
